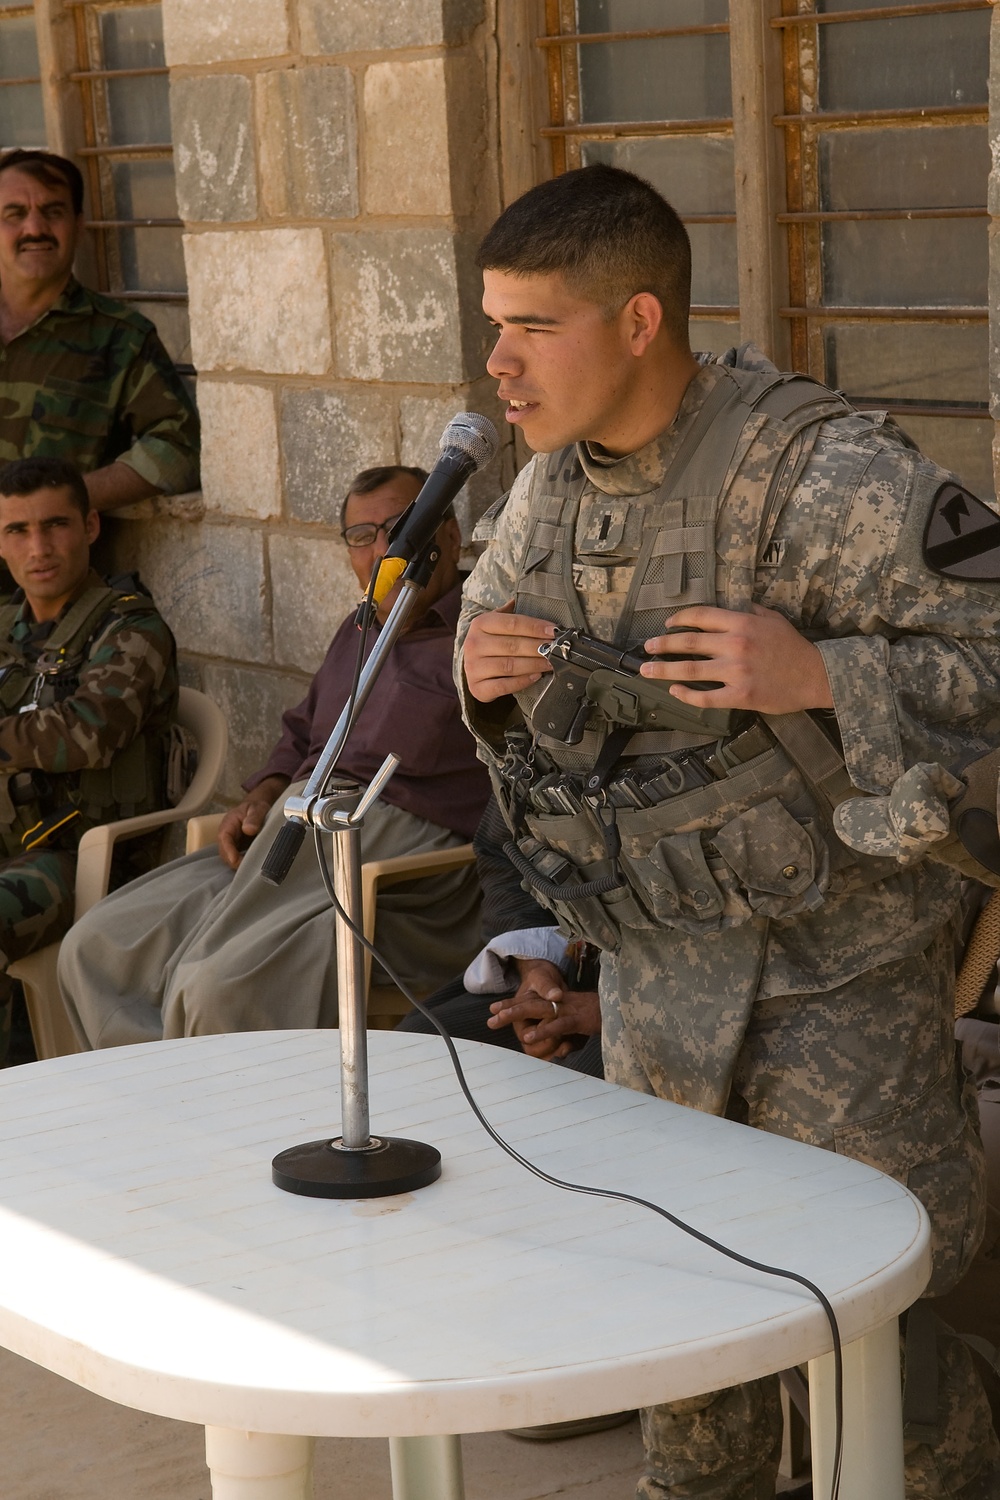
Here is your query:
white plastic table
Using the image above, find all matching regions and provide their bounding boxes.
[0,1031,929,1500]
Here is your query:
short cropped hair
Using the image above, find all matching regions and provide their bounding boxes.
[0,457,90,517]
[477,164,692,343]
[0,149,85,216]
[339,465,433,531]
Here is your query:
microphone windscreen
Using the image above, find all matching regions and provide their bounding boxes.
[439,412,499,471]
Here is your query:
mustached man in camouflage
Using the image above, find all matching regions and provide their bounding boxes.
[458,164,1000,1498]
[0,455,177,1063]
[0,149,198,513]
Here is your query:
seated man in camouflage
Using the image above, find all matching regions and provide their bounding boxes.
[0,455,178,1058]
[0,149,199,511]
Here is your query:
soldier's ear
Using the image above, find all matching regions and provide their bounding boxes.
[85,508,100,546]
[923,483,1000,581]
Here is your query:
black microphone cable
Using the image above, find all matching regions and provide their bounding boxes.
[310,818,845,1500]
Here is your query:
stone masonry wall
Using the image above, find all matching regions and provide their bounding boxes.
[991,2,1000,498]
[115,0,510,802]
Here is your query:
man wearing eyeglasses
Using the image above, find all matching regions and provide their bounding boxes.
[57,464,491,1048]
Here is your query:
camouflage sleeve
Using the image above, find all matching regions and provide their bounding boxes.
[810,445,1000,794]
[0,611,176,774]
[112,330,200,495]
[455,463,536,673]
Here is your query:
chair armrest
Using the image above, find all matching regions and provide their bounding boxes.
[360,843,475,992]
[74,804,202,919]
[186,812,224,854]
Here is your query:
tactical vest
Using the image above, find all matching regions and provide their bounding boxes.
[0,583,168,859]
[481,365,902,951]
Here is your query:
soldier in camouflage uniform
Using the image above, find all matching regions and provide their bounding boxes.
[458,165,1000,1497]
[0,455,177,1061]
[0,150,198,512]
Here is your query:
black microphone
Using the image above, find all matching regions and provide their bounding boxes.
[371,412,499,605]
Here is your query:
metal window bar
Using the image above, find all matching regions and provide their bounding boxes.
[775,105,986,127]
[778,208,986,223]
[541,118,733,139]
[536,24,729,47]
[780,306,987,322]
[771,1,988,28]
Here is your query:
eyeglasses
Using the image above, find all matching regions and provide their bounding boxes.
[341,512,406,549]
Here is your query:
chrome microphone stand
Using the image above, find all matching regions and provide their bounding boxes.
[263,546,444,1199]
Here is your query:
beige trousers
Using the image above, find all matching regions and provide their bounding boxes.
[58,787,480,1049]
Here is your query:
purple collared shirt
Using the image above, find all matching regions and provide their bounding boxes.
[245,581,490,840]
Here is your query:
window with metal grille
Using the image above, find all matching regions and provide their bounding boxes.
[67,0,191,374]
[536,0,992,497]
[540,0,740,356]
[0,1,45,150]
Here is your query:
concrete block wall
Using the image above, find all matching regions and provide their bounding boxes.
[117,0,509,801]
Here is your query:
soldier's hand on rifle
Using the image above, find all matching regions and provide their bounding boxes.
[463,600,556,702]
[217,775,289,870]
[641,604,834,716]
[488,958,600,1060]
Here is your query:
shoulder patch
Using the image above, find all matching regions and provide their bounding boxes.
[472,490,511,543]
[923,482,1000,581]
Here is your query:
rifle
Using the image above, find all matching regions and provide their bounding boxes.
[534,626,743,745]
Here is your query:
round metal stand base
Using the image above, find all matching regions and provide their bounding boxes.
[272,1135,442,1199]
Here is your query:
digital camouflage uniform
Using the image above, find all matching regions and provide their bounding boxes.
[0,567,177,1055]
[0,276,199,494]
[456,350,1000,1498]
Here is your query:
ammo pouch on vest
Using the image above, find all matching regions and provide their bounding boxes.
[0,584,166,859]
[492,722,850,951]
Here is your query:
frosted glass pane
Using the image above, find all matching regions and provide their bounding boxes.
[577,0,730,122]
[689,318,740,358]
[896,414,994,501]
[818,11,988,112]
[579,0,728,24]
[100,4,165,70]
[133,300,191,366]
[583,135,734,213]
[825,323,987,406]
[100,4,169,144]
[112,157,178,220]
[106,74,170,145]
[117,225,185,293]
[578,34,731,121]
[111,160,183,292]
[0,13,39,77]
[687,222,737,305]
[820,126,987,212]
[0,82,44,148]
[822,219,986,307]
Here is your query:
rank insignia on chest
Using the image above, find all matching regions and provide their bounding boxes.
[579,498,628,555]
